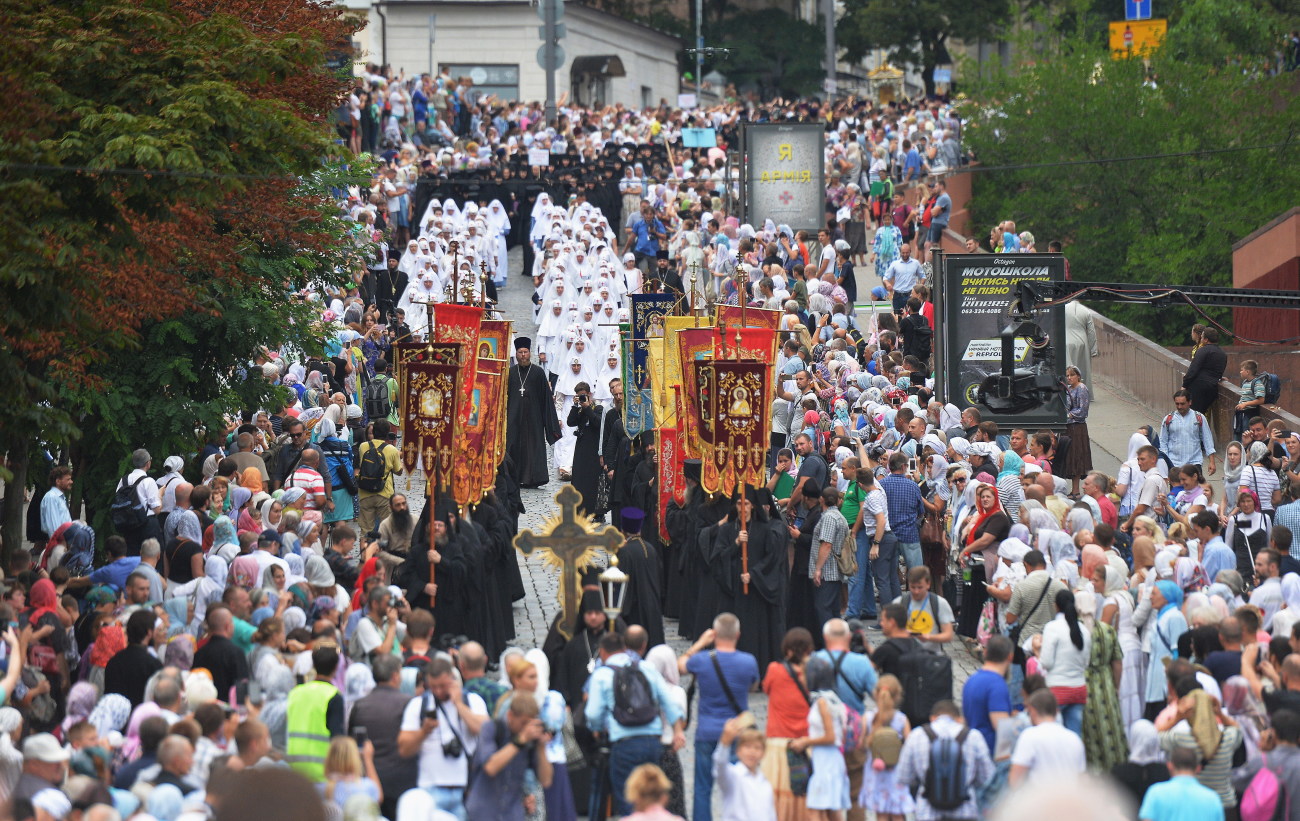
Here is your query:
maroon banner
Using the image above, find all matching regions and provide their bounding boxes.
[401,359,459,491]
[697,360,769,495]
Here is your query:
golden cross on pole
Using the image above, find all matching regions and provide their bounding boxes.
[513,485,625,640]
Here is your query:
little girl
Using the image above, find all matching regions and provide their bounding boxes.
[858,675,913,821]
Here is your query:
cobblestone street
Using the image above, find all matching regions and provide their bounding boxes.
[408,247,982,815]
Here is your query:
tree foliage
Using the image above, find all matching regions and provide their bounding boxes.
[0,0,367,555]
[716,9,828,98]
[837,0,1008,95]
[962,0,1300,345]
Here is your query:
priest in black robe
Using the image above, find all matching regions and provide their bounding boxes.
[672,460,732,640]
[613,508,664,648]
[507,337,562,488]
[705,488,788,671]
[405,498,472,641]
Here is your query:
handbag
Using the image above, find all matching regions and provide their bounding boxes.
[976,599,997,648]
[782,661,814,796]
[920,508,944,545]
[561,707,586,770]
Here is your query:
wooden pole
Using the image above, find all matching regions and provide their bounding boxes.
[740,496,749,594]
[427,484,437,607]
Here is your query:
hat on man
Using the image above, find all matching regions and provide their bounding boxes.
[514,337,533,350]
[23,733,70,763]
[683,459,702,484]
[620,508,646,534]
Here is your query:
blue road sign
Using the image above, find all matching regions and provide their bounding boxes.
[1125,0,1151,20]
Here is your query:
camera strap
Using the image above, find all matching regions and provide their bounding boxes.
[430,695,469,757]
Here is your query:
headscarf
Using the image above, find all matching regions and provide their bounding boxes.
[147,784,185,821]
[999,450,1024,480]
[1127,719,1164,765]
[964,483,1003,547]
[231,556,261,589]
[1132,536,1157,571]
[164,635,195,670]
[89,623,126,668]
[1224,441,1245,486]
[87,695,132,736]
[213,515,238,551]
[62,522,96,576]
[261,497,283,528]
[63,683,100,733]
[282,606,307,634]
[121,702,163,761]
[239,467,262,492]
[352,557,382,610]
[1155,550,1178,580]
[25,578,59,625]
[647,644,681,689]
[1102,566,1129,597]
[1281,573,1300,615]
[1155,580,1184,617]
[524,648,552,694]
[1080,545,1106,582]
[1175,556,1207,593]
[345,663,376,719]
[304,554,335,587]
[1183,689,1224,760]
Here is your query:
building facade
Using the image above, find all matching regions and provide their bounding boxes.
[354,0,681,107]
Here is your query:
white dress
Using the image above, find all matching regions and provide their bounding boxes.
[806,694,851,811]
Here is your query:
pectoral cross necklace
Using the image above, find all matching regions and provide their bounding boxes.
[518,364,533,396]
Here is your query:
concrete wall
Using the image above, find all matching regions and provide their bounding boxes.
[370,1,681,106]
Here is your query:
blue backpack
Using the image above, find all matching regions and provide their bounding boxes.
[922,725,970,811]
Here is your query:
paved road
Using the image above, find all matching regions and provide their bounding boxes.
[402,246,985,815]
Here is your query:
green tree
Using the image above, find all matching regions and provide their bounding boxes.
[0,0,366,557]
[716,10,827,98]
[963,0,1300,345]
[837,0,1009,95]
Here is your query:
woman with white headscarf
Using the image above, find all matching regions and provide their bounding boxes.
[552,356,588,477]
[157,455,186,517]
[646,644,689,818]
[0,707,22,803]
[485,199,511,286]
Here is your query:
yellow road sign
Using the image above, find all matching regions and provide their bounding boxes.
[1109,19,1167,58]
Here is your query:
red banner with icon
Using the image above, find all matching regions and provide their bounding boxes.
[696,360,769,495]
[401,359,460,491]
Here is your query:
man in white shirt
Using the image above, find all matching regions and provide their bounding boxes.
[397,658,489,821]
[1008,689,1086,787]
[1123,444,1168,533]
[884,243,925,316]
[116,448,162,555]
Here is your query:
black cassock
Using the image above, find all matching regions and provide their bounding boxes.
[617,536,664,648]
[566,402,604,516]
[507,363,562,488]
[705,515,788,672]
[671,492,731,641]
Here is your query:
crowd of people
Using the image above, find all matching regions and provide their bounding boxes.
[6,67,1300,821]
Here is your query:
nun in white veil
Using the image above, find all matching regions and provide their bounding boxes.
[486,199,511,286]
[592,348,622,408]
[552,355,589,476]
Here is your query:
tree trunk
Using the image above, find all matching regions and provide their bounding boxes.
[2,443,29,567]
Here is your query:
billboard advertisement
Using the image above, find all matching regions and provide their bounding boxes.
[935,254,1068,427]
[742,123,824,233]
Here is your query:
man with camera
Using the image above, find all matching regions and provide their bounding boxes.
[464,691,554,821]
[397,657,490,821]
[566,381,606,519]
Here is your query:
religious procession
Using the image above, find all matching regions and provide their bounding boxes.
[6,1,1300,820]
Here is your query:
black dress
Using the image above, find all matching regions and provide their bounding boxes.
[566,402,604,517]
[617,536,665,648]
[507,363,562,488]
[708,515,788,672]
[1182,343,1227,414]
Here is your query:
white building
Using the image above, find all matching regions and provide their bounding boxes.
[350,0,682,108]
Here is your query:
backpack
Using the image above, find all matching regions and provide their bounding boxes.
[867,723,904,767]
[365,377,395,421]
[1241,754,1289,821]
[922,724,970,811]
[110,474,149,530]
[1263,372,1282,405]
[612,661,659,727]
[837,529,859,578]
[357,441,392,493]
[895,638,953,728]
[841,704,865,755]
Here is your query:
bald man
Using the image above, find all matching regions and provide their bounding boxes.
[458,641,507,711]
[192,607,249,699]
[163,482,202,545]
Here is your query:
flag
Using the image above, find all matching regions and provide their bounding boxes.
[658,425,680,543]
[451,356,506,507]
[433,303,482,429]
[400,359,460,491]
[625,294,675,436]
[392,342,462,476]
[695,360,769,495]
[477,318,511,362]
[714,305,781,332]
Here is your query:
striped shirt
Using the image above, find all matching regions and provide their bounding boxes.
[812,507,849,582]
